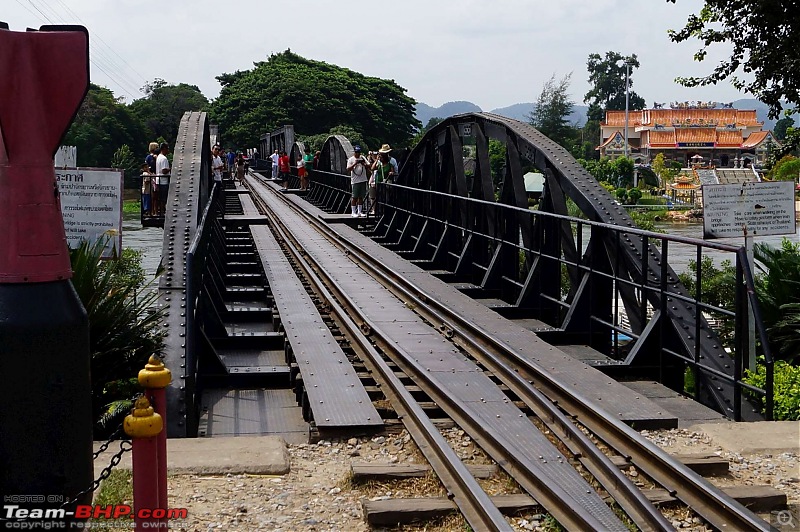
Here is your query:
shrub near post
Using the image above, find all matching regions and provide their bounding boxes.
[138,355,172,527]
[124,395,163,530]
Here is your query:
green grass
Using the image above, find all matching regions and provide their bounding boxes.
[122,199,140,215]
[95,469,132,506]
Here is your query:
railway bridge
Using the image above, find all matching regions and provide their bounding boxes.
[152,110,776,529]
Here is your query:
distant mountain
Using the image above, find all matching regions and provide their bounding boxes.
[415,101,482,127]
[415,98,792,131]
[489,102,589,127]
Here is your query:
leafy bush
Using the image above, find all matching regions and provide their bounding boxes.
[744,361,800,420]
[615,187,628,203]
[69,238,165,435]
[754,239,800,363]
[627,187,642,204]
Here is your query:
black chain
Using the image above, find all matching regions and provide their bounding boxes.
[59,438,132,510]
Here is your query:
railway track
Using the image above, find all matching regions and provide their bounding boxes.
[243,173,772,531]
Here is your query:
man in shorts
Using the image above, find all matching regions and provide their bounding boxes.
[346,145,369,217]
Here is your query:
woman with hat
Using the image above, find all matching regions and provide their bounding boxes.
[368,144,398,215]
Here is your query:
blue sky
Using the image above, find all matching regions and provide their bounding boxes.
[4,0,747,110]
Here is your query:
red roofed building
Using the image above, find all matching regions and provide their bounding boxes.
[599,102,780,167]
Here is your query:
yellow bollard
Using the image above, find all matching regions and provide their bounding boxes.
[138,355,171,528]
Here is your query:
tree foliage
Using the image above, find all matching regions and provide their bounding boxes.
[210,50,421,150]
[63,84,147,169]
[68,238,165,435]
[767,155,800,182]
[773,117,795,141]
[299,125,367,153]
[584,51,646,112]
[129,79,209,148]
[667,0,799,122]
[529,73,577,150]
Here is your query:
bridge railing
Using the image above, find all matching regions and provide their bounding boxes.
[371,182,773,420]
[184,182,222,429]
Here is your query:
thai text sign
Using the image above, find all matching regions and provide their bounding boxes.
[56,168,123,256]
[703,181,796,239]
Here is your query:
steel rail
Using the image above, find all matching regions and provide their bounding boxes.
[247,175,770,531]
[245,177,512,532]
[342,225,771,530]
[247,177,629,531]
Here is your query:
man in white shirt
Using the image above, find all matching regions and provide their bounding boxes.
[346,145,369,217]
[211,145,224,184]
[155,143,171,215]
[270,149,280,180]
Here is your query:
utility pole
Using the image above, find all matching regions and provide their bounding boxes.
[624,62,631,159]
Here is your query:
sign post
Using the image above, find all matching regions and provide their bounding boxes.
[703,181,797,370]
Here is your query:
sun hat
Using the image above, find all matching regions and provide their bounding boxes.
[378,144,391,154]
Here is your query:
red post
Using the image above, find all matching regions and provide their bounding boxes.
[139,356,171,527]
[124,395,163,530]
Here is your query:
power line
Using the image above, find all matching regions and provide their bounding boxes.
[21,0,146,100]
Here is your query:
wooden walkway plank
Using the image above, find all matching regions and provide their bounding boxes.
[351,462,498,481]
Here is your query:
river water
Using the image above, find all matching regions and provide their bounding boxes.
[122,212,163,277]
[653,221,800,274]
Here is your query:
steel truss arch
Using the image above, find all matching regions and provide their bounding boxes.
[395,112,753,419]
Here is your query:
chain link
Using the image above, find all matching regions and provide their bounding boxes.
[59,438,132,510]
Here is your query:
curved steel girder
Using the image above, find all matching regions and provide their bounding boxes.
[400,112,738,417]
[319,134,355,174]
[159,111,212,437]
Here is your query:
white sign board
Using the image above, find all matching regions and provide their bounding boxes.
[703,181,796,239]
[54,146,77,168]
[56,168,123,257]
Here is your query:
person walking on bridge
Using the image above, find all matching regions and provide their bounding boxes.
[270,149,280,180]
[347,145,370,217]
[212,145,224,185]
[155,142,171,215]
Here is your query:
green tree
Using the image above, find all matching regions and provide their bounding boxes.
[584,51,646,112]
[755,239,800,363]
[63,84,148,169]
[767,155,800,181]
[129,80,209,148]
[651,152,679,186]
[210,50,421,150]
[488,139,506,190]
[611,156,635,187]
[667,0,799,150]
[111,144,139,189]
[773,117,795,141]
[411,116,446,145]
[299,125,367,153]
[529,73,578,149]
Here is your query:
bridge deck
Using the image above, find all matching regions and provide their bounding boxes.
[250,223,382,429]
[269,190,680,429]
[252,181,626,530]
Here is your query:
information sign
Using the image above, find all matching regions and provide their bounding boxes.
[56,168,123,256]
[702,181,796,239]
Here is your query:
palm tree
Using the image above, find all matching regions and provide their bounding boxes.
[68,237,165,436]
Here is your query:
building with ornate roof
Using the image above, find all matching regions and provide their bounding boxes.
[599,102,780,168]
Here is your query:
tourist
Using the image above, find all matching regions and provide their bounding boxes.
[212,145,224,185]
[236,152,246,184]
[313,150,321,170]
[155,142,171,215]
[346,145,370,217]
[278,150,290,190]
[271,149,280,180]
[226,148,236,178]
[302,147,314,190]
[145,142,159,215]
[368,145,397,215]
[140,163,152,216]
